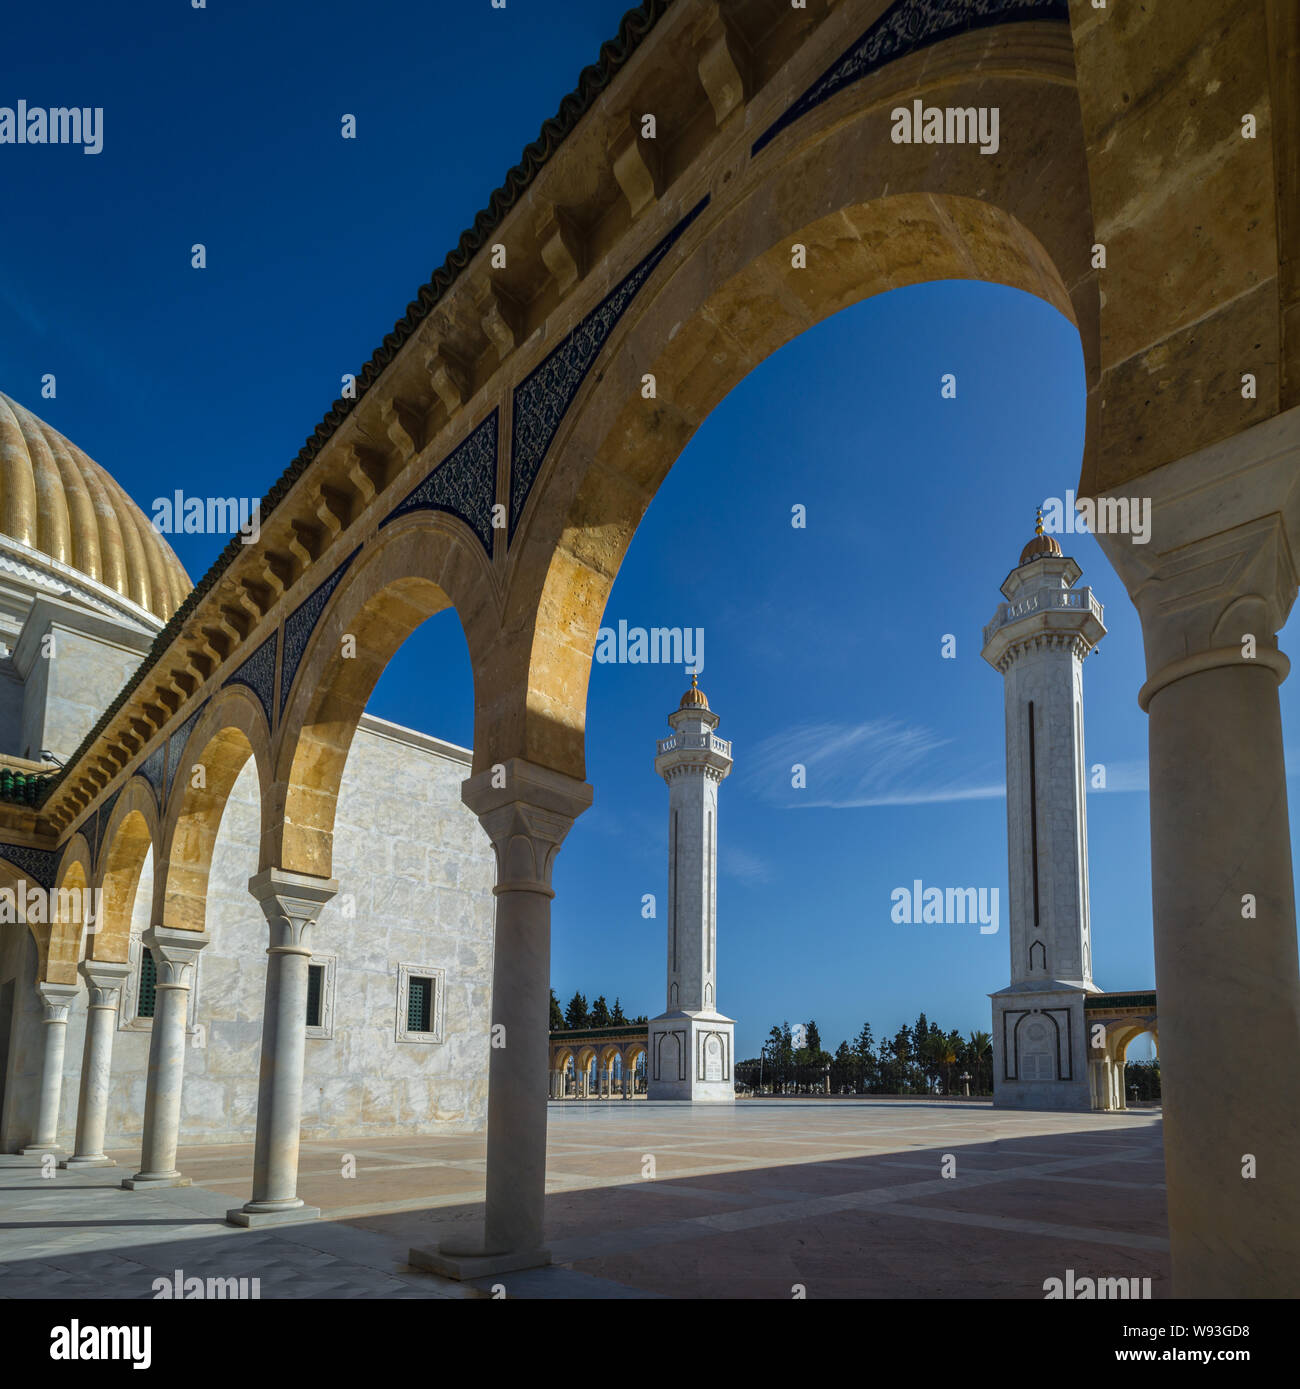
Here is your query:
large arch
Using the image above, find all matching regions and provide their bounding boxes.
[156,685,272,933]
[502,42,1096,776]
[91,780,159,966]
[40,837,94,986]
[270,513,495,878]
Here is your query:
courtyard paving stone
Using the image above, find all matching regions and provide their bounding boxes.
[0,1100,1168,1299]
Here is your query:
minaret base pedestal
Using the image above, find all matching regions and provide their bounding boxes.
[647,1010,735,1102]
[990,984,1096,1112]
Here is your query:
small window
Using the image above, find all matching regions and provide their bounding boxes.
[306,963,325,1029]
[138,951,157,1020]
[407,976,433,1033]
[395,962,445,1044]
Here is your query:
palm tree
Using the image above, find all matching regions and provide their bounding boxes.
[940,1037,958,1095]
[968,1030,992,1095]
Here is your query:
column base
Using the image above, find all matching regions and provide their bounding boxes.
[226,1202,321,1228]
[59,1156,115,1168]
[122,1172,191,1190]
[408,1242,551,1280]
[19,1143,64,1156]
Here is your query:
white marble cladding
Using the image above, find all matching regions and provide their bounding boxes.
[1000,641,1094,987]
[982,585,1103,648]
[990,991,1092,1112]
[8,713,495,1152]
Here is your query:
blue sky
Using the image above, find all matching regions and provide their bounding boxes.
[3,0,1294,1060]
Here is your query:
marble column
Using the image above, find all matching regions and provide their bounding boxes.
[122,927,208,1189]
[410,758,591,1279]
[622,1069,630,1100]
[1097,406,1300,1297]
[61,960,131,1167]
[228,869,337,1227]
[19,982,80,1154]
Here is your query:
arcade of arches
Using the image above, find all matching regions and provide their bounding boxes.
[0,0,1297,1296]
[549,1026,649,1099]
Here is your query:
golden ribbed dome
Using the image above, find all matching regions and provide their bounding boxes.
[679,674,709,710]
[1018,508,1063,567]
[0,392,190,622]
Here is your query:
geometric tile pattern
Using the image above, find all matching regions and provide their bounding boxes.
[279,550,360,724]
[0,841,61,890]
[509,196,710,541]
[164,703,207,807]
[383,412,498,559]
[223,632,278,733]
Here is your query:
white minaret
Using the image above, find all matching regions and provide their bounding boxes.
[646,676,736,1101]
[981,513,1105,1111]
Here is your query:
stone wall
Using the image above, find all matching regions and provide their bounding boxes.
[1,713,495,1152]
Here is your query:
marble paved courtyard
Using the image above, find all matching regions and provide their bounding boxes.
[0,1100,1168,1299]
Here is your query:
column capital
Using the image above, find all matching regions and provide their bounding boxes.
[142,926,209,989]
[79,958,131,1008]
[248,868,338,952]
[461,759,593,896]
[35,980,79,1023]
[1095,406,1300,709]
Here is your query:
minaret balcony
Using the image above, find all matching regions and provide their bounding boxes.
[981,585,1105,664]
[656,732,732,759]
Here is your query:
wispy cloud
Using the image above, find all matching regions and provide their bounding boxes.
[746,719,1003,809]
[722,846,775,884]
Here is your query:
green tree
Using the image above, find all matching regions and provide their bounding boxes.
[940,1029,961,1095]
[805,1019,822,1055]
[590,995,611,1028]
[564,991,589,1029]
[610,997,626,1024]
[549,989,564,1031]
[967,1030,992,1095]
[890,1025,912,1093]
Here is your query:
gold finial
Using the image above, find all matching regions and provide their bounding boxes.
[1035,507,1044,536]
[691,672,698,688]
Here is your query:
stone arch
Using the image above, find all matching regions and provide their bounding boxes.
[503,45,1098,776]
[155,684,273,933]
[270,513,497,879]
[33,841,94,986]
[598,1043,621,1094]
[575,1045,597,1095]
[90,780,159,966]
[1108,1021,1158,1068]
[624,1045,647,1094]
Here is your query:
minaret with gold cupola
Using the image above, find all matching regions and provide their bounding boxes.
[647,675,736,1101]
[982,511,1106,1111]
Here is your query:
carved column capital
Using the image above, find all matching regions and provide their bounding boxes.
[142,926,209,989]
[1095,406,1300,709]
[461,759,593,896]
[35,980,79,1024]
[79,958,131,1009]
[248,868,338,954]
